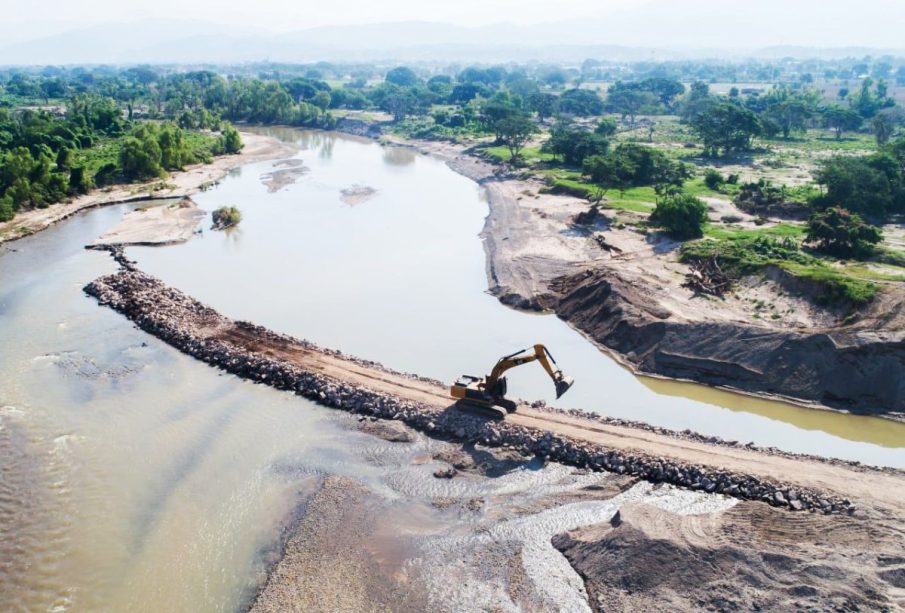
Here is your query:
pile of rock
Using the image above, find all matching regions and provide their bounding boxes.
[84,268,856,515]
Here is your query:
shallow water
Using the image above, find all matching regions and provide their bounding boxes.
[131,127,905,465]
[1,127,903,611]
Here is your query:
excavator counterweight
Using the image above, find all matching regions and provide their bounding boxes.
[450,344,575,419]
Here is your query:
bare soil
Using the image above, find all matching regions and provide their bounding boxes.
[89,198,204,247]
[554,501,905,612]
[192,314,905,517]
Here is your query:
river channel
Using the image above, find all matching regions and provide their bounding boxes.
[1,127,902,611]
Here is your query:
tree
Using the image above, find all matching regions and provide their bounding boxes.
[380,90,416,122]
[822,105,863,139]
[495,115,537,162]
[221,124,243,154]
[0,196,13,222]
[650,194,708,240]
[527,92,559,123]
[679,81,713,122]
[426,75,453,97]
[690,102,762,156]
[872,111,895,147]
[583,154,636,197]
[806,207,882,258]
[757,86,819,139]
[850,78,895,119]
[385,67,419,87]
[594,117,617,137]
[607,87,656,128]
[558,88,604,116]
[651,160,693,202]
[68,166,92,194]
[812,155,901,220]
[542,121,609,166]
[119,126,163,180]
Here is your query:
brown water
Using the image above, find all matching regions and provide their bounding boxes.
[0,127,903,611]
[132,128,905,465]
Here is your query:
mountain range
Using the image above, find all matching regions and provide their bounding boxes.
[2,0,905,66]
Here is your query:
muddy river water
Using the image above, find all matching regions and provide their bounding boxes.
[1,127,903,611]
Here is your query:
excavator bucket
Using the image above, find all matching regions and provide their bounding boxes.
[554,375,575,399]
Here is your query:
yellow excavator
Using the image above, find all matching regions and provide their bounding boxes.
[450,344,575,418]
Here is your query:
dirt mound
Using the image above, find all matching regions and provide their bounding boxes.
[550,268,905,417]
[553,501,904,612]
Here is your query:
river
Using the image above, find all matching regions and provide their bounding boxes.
[0,127,902,611]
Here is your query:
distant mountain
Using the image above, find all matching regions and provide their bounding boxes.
[2,2,905,66]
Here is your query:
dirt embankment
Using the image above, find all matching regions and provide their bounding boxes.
[366,125,905,418]
[83,264,905,518]
[554,501,905,612]
[550,268,905,418]
[0,131,297,244]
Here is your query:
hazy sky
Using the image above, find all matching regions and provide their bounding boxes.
[4,0,905,51]
[3,0,645,30]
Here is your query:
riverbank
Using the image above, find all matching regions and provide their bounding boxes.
[84,262,905,512]
[83,260,905,611]
[0,131,297,245]
[369,128,905,419]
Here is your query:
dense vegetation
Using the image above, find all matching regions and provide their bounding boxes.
[3,57,905,308]
[0,92,240,222]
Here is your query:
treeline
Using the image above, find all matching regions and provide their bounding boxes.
[679,79,901,155]
[0,95,241,222]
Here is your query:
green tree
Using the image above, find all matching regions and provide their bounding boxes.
[68,165,92,194]
[822,105,863,139]
[760,86,818,139]
[542,121,610,166]
[607,87,656,128]
[0,196,14,222]
[385,67,419,87]
[119,127,163,180]
[690,102,762,156]
[527,92,559,123]
[806,207,882,258]
[812,155,901,219]
[594,117,617,137]
[558,88,604,116]
[650,194,708,239]
[872,111,896,147]
[222,124,243,154]
[495,115,537,162]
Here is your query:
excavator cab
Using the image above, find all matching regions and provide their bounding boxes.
[450,344,575,419]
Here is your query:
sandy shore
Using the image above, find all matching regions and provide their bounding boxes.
[88,198,205,247]
[0,131,297,245]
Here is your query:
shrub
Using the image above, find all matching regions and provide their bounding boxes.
[0,196,14,222]
[650,194,708,239]
[211,206,242,229]
[704,169,724,190]
[806,207,882,259]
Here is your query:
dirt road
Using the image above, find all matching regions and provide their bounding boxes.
[85,266,905,518]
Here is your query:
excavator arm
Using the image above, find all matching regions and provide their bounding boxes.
[450,343,575,417]
[486,344,575,400]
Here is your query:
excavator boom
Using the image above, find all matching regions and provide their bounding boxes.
[450,343,575,417]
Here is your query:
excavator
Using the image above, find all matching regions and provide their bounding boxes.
[450,344,575,418]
